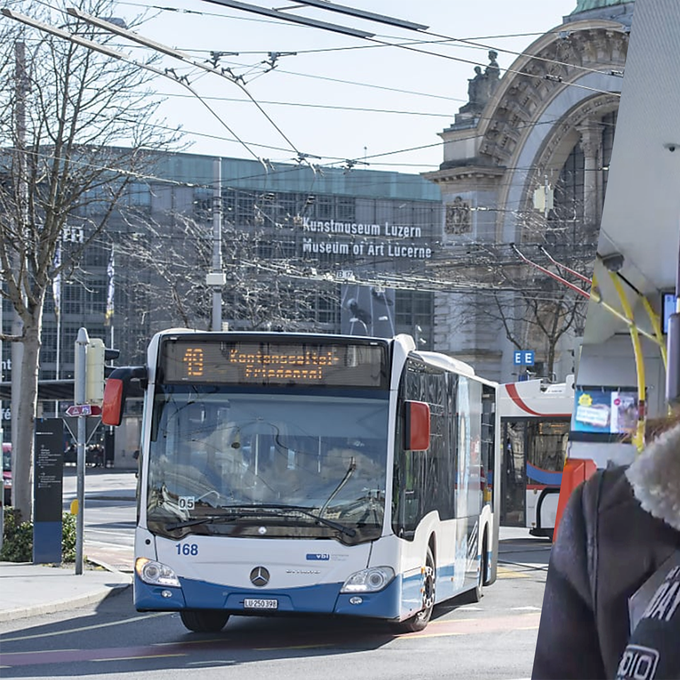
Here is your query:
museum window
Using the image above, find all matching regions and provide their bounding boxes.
[83,241,109,268]
[601,110,618,200]
[337,197,355,222]
[394,289,434,348]
[85,280,107,315]
[40,326,57,364]
[63,283,84,315]
[316,290,340,325]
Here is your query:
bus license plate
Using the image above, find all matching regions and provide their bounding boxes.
[244,598,278,610]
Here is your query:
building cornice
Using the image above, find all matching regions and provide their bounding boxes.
[422,164,506,185]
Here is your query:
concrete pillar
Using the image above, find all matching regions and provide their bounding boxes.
[577,122,603,228]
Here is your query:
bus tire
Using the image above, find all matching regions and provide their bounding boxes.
[471,534,488,601]
[481,531,490,587]
[180,609,230,633]
[460,534,486,604]
[394,546,435,633]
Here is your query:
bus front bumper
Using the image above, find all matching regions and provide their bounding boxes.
[134,572,403,620]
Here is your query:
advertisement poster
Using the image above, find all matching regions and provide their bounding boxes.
[571,387,638,435]
[340,284,396,338]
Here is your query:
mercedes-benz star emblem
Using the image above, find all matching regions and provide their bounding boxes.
[250,566,270,587]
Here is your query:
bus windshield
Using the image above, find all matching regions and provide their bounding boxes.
[146,389,389,544]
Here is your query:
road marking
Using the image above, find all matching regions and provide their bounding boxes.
[0,645,187,667]
[187,660,239,666]
[0,612,169,643]
[496,566,530,579]
[510,606,541,611]
[0,612,542,667]
[254,644,334,651]
[397,612,541,639]
[93,653,186,662]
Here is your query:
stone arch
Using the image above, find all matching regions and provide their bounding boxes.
[476,19,628,165]
[515,93,620,242]
[483,22,628,242]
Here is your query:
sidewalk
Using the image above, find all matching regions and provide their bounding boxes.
[1,468,136,625]
[0,561,131,624]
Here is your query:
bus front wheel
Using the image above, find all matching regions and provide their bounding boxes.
[394,546,435,633]
[471,536,487,602]
[180,609,230,633]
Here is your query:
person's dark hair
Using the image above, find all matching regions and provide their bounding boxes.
[618,407,680,445]
[642,408,680,441]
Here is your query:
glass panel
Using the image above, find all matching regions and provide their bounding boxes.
[526,420,570,475]
[501,421,526,526]
[147,390,389,543]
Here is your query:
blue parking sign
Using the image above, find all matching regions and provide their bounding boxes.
[513,350,535,366]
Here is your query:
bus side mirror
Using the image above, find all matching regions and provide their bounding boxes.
[102,366,147,426]
[102,377,125,426]
[404,400,430,451]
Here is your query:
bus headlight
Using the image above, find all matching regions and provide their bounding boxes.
[341,566,395,593]
[135,557,181,587]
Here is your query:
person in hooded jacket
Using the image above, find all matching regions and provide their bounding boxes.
[532,412,680,680]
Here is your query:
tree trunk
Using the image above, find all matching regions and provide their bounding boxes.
[547,340,557,382]
[12,302,44,522]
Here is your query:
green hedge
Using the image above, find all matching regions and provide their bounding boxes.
[1,507,78,563]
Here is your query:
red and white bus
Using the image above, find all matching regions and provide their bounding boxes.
[498,376,574,540]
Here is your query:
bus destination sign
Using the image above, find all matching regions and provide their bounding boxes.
[160,338,387,388]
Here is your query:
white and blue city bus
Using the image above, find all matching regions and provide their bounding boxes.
[103,330,500,633]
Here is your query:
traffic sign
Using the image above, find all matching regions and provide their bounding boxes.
[513,350,535,366]
[65,404,102,417]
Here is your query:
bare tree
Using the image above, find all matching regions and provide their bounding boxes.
[114,213,339,358]
[489,265,588,378]
[0,0,177,520]
[492,202,595,378]
[426,198,594,380]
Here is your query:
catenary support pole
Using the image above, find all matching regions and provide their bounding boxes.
[74,327,89,575]
[211,158,224,331]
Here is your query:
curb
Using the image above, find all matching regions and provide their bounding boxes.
[61,494,136,502]
[0,580,131,624]
[86,556,133,575]
[83,495,136,502]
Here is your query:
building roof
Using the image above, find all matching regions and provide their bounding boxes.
[572,0,630,12]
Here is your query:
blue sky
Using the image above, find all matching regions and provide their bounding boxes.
[112,0,578,173]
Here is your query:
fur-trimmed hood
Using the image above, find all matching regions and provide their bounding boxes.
[625,422,680,532]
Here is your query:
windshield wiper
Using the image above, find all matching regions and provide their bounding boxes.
[166,503,356,537]
[319,458,356,518]
[165,514,244,531]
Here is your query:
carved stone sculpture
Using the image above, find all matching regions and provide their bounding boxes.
[458,51,501,117]
[445,196,471,235]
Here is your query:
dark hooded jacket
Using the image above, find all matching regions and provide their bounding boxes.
[532,423,680,679]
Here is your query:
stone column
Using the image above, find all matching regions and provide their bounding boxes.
[577,122,603,228]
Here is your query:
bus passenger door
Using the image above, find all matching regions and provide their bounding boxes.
[500,420,526,527]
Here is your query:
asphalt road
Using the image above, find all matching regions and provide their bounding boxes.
[0,554,548,680]
[0,468,551,679]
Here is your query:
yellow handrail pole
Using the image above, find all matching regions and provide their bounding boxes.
[640,296,668,371]
[589,284,663,346]
[607,272,646,452]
